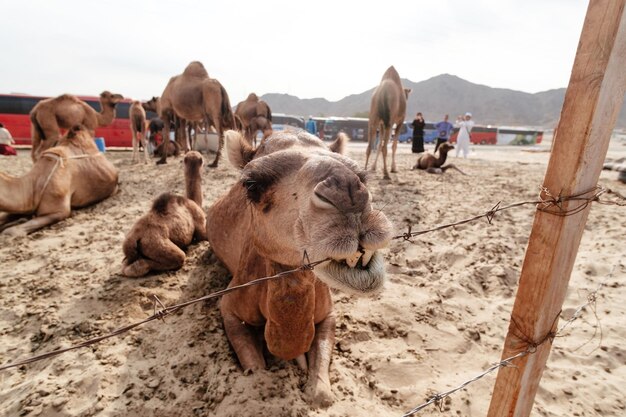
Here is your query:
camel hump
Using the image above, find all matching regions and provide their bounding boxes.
[381,65,402,85]
[151,193,185,215]
[183,61,209,78]
[246,93,258,101]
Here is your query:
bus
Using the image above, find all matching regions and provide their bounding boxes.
[397,121,438,144]
[271,113,305,131]
[449,126,543,145]
[323,117,369,141]
[449,125,498,145]
[0,93,157,147]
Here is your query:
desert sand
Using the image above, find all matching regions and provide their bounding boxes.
[0,138,625,417]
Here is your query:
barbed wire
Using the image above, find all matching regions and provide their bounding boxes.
[394,185,624,241]
[0,185,623,373]
[401,268,614,416]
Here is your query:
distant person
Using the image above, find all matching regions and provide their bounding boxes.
[434,114,454,153]
[305,116,317,135]
[147,117,165,155]
[411,112,425,153]
[455,112,475,158]
[0,122,17,156]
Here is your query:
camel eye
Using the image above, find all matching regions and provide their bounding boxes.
[243,178,264,203]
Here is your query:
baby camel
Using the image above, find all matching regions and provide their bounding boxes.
[129,100,149,164]
[0,125,118,236]
[121,151,207,277]
[412,142,464,174]
[207,130,393,405]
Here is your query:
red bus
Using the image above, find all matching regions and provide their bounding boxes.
[449,125,543,145]
[0,93,157,147]
[449,125,498,145]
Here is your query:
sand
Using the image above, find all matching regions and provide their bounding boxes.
[0,139,625,417]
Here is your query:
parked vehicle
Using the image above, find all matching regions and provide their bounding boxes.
[397,121,437,144]
[0,93,157,147]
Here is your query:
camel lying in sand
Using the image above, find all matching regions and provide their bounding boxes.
[29,91,123,161]
[412,143,465,174]
[129,100,148,163]
[365,66,411,179]
[206,130,393,405]
[121,151,207,277]
[0,125,119,236]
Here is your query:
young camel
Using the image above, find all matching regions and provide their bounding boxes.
[412,142,460,173]
[365,66,411,179]
[121,151,207,277]
[29,91,124,161]
[0,125,119,236]
[207,130,393,405]
[129,100,149,163]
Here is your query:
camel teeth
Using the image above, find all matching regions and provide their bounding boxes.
[345,252,360,268]
[361,250,374,267]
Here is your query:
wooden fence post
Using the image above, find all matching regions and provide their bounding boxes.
[487,1,626,416]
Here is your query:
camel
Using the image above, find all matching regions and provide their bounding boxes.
[365,66,411,179]
[157,61,236,166]
[206,130,393,405]
[129,100,149,163]
[234,93,273,146]
[412,143,465,174]
[29,91,124,161]
[121,151,207,277]
[0,125,119,236]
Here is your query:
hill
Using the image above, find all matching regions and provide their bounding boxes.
[261,74,626,128]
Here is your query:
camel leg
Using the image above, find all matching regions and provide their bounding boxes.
[157,111,171,165]
[209,119,222,168]
[390,127,399,173]
[221,309,266,371]
[364,123,377,170]
[380,127,391,179]
[305,314,336,407]
[3,209,70,237]
[138,239,186,272]
[131,130,138,163]
[141,132,150,164]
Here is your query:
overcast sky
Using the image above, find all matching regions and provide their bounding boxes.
[1,1,588,105]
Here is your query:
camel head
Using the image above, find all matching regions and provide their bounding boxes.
[142,96,159,113]
[99,91,124,108]
[439,143,454,154]
[225,130,393,296]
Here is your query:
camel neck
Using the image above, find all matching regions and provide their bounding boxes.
[437,150,449,166]
[185,165,203,207]
[96,103,116,126]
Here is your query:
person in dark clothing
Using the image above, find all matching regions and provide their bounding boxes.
[411,112,425,153]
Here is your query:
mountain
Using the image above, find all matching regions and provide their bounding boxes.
[261,74,626,128]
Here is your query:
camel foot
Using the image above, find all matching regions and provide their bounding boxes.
[208,161,218,168]
[383,173,391,180]
[305,377,335,408]
[3,227,27,238]
[121,260,151,277]
[391,167,397,173]
[156,159,167,165]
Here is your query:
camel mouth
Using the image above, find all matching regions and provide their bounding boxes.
[314,251,386,296]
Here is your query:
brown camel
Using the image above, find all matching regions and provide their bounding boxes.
[121,151,207,277]
[129,100,148,163]
[0,125,119,236]
[365,66,411,179]
[234,93,273,146]
[29,91,124,161]
[207,130,393,405]
[412,143,465,174]
[157,61,236,166]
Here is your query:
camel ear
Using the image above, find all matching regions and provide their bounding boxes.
[225,130,255,169]
[329,132,349,154]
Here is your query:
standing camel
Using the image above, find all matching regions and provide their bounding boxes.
[129,100,148,163]
[29,91,124,161]
[364,66,411,179]
[234,93,273,146]
[157,61,236,166]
